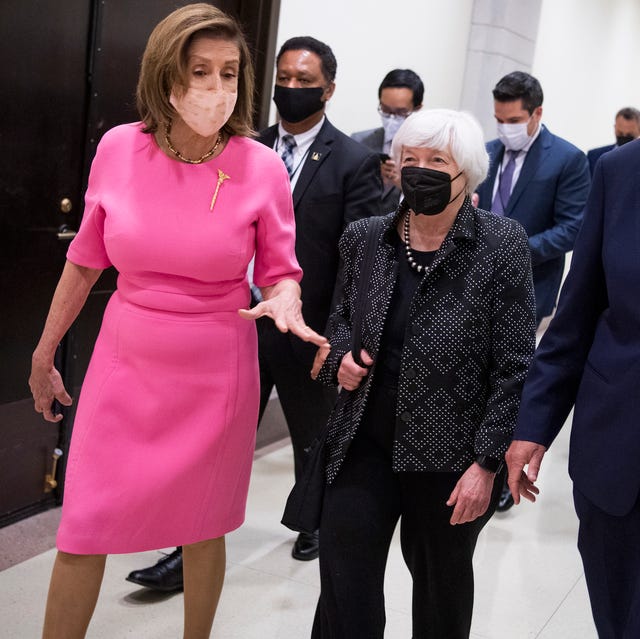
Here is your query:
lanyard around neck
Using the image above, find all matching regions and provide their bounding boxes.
[276,133,312,181]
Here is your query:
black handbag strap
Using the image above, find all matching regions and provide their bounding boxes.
[351,216,383,366]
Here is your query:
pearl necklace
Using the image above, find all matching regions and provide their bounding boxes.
[403,211,426,273]
[164,123,222,164]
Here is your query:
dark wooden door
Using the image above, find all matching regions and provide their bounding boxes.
[0,0,280,527]
[0,0,93,525]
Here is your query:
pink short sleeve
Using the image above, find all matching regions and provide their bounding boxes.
[252,160,302,288]
[66,149,112,270]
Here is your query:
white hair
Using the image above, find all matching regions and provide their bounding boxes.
[390,108,489,193]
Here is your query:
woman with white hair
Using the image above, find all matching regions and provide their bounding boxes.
[310,108,536,638]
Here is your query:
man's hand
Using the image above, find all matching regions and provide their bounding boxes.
[505,440,546,505]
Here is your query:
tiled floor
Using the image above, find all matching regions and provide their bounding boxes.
[0,420,596,638]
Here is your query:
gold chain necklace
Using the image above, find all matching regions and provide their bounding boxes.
[164,123,222,164]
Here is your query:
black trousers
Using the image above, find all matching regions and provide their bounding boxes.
[311,385,503,639]
[257,318,336,482]
[574,486,640,639]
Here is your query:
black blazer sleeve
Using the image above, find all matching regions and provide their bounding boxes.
[475,224,536,457]
[318,222,360,386]
[327,150,383,320]
[514,155,608,447]
[342,151,383,225]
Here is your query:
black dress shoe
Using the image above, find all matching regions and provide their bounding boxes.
[292,531,319,561]
[126,547,183,592]
[496,482,515,512]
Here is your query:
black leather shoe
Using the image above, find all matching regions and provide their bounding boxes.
[292,531,319,561]
[126,547,183,592]
[496,482,515,512]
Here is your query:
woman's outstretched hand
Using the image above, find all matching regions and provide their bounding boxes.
[239,279,328,348]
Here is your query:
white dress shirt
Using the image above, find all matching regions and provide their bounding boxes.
[492,123,543,201]
[275,117,325,191]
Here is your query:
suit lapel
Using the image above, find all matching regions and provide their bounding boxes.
[506,126,552,216]
[382,184,396,199]
[292,120,333,208]
[486,142,504,194]
[258,126,278,149]
[478,142,503,210]
[366,224,398,358]
[372,127,394,199]
[370,127,385,151]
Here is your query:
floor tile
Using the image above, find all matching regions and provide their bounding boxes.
[0,420,599,638]
[536,575,597,639]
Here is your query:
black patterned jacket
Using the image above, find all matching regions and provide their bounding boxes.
[317,198,536,483]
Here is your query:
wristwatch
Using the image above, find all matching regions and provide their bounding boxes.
[475,454,504,474]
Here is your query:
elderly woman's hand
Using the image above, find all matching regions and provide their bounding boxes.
[29,356,73,423]
[337,349,373,391]
[310,343,331,380]
[238,279,328,348]
[446,463,496,525]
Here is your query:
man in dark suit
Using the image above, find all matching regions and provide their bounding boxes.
[257,36,382,561]
[477,71,590,326]
[351,69,424,212]
[505,139,640,639]
[586,106,640,175]
[476,71,590,510]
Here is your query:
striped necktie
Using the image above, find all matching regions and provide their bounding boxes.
[280,134,297,178]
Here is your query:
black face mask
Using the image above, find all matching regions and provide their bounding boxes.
[273,85,325,123]
[401,166,464,216]
[616,134,636,147]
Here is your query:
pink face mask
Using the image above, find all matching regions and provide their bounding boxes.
[170,87,237,138]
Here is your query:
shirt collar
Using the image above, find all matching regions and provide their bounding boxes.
[277,116,325,150]
[521,121,543,154]
[384,197,476,245]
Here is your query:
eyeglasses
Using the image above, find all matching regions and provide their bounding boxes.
[377,104,413,119]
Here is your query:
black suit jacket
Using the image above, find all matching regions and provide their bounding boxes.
[258,118,383,364]
[586,143,615,176]
[514,139,640,516]
[351,126,401,213]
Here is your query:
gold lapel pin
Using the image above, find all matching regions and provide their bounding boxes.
[210,169,230,211]
[311,152,322,161]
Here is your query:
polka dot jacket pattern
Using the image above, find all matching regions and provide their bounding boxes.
[318,198,537,483]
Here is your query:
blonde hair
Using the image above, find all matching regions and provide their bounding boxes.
[391,108,489,193]
[136,3,255,137]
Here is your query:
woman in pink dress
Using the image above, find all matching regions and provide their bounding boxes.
[27,5,326,638]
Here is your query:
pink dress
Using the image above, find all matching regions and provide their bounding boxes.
[58,123,301,554]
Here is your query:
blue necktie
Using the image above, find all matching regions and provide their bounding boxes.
[280,134,297,178]
[492,150,519,215]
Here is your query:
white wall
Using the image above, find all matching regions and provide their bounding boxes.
[272,0,640,153]
[460,0,543,138]
[532,0,640,152]
[271,0,474,135]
